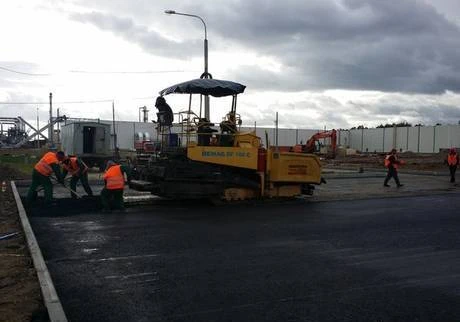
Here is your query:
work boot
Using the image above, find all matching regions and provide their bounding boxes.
[397,184,404,188]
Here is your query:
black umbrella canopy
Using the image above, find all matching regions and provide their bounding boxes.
[159,78,246,97]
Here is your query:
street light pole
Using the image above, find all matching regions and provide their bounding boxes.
[165,10,211,120]
[36,107,40,148]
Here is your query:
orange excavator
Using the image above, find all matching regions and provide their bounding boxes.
[293,129,337,158]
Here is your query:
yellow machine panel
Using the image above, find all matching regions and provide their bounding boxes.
[233,132,261,148]
[268,151,322,184]
[187,146,259,170]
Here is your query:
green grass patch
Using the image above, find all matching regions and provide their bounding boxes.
[0,154,36,176]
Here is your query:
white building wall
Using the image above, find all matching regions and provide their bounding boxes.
[101,120,156,151]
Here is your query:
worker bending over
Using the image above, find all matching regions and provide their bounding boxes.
[446,148,459,183]
[384,149,404,188]
[62,156,93,198]
[101,160,131,212]
[26,150,66,205]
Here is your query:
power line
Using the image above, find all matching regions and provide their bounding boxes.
[0,65,197,76]
[0,94,161,104]
[0,96,158,105]
[69,70,192,74]
[0,99,116,105]
[0,66,51,76]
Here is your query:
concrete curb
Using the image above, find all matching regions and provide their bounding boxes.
[11,181,68,322]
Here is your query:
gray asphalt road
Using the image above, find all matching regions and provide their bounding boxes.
[28,195,460,322]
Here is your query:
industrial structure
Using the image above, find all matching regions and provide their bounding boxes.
[60,120,112,170]
[0,116,65,149]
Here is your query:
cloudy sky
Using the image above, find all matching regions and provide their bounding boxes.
[1,0,460,130]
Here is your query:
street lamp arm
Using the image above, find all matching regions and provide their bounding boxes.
[164,9,211,119]
[164,10,207,39]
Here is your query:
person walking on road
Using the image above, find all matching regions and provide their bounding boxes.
[446,148,459,183]
[101,160,131,212]
[62,155,93,198]
[384,149,404,188]
[26,150,66,205]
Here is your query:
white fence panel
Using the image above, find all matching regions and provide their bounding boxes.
[395,127,409,152]
[448,125,460,148]
[419,126,435,153]
[435,125,449,152]
[363,128,384,152]
[98,119,460,153]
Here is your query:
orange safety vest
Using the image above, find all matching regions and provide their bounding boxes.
[103,165,124,190]
[34,152,59,176]
[384,154,398,169]
[63,157,88,176]
[448,153,458,166]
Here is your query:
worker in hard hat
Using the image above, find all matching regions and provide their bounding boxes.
[446,148,459,183]
[100,160,131,212]
[384,148,405,188]
[26,150,66,205]
[61,155,93,198]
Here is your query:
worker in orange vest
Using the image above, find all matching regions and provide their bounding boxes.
[101,160,131,212]
[446,148,459,183]
[26,150,66,205]
[384,149,404,187]
[62,156,93,198]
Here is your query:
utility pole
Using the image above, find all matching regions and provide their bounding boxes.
[139,106,149,122]
[56,107,60,145]
[275,112,279,152]
[49,92,54,147]
[112,100,118,160]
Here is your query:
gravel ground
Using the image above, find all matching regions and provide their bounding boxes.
[0,180,48,322]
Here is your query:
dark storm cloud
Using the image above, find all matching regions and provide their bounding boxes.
[70,11,201,58]
[67,0,460,94]
[208,0,460,94]
[355,94,460,125]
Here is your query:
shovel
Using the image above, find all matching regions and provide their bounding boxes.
[50,176,84,199]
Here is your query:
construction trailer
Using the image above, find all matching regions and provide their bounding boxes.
[60,120,112,170]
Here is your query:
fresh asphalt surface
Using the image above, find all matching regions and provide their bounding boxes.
[25,192,460,322]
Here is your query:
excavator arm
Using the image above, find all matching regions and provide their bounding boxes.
[303,129,337,157]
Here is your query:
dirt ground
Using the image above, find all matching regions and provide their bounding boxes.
[0,164,48,322]
[324,152,448,172]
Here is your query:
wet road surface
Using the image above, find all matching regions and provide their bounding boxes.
[27,194,460,322]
